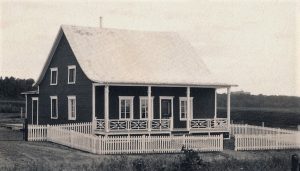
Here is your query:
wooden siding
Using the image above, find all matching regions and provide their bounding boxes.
[37,33,93,124]
[94,86,216,129]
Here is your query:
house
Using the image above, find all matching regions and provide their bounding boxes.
[22,25,235,138]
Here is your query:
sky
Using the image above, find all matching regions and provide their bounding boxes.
[0,0,299,96]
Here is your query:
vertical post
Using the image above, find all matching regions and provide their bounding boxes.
[147,86,152,132]
[214,89,217,119]
[92,84,96,135]
[187,87,191,131]
[104,85,109,133]
[25,94,27,118]
[227,87,231,127]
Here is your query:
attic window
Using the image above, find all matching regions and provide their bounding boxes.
[50,67,58,85]
[68,65,76,84]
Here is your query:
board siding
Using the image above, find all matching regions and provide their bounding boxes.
[37,33,93,125]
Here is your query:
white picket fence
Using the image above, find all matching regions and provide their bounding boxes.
[231,124,298,136]
[27,122,92,141]
[232,124,300,151]
[47,126,223,154]
[235,133,300,151]
[28,125,47,141]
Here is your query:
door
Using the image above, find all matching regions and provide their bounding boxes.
[32,98,38,125]
[161,99,172,119]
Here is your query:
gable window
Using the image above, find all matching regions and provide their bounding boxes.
[179,97,193,120]
[119,96,134,119]
[50,67,58,85]
[68,65,76,84]
[68,96,76,120]
[50,96,58,119]
[139,96,154,119]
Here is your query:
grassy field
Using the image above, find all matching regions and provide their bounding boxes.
[1,107,300,170]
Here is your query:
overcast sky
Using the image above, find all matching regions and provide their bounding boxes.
[0,0,299,96]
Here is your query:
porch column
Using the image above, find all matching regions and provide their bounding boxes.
[187,87,191,131]
[214,89,217,119]
[147,86,152,132]
[227,87,231,126]
[104,85,109,132]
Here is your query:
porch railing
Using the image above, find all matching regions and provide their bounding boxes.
[190,118,228,130]
[95,119,171,132]
[95,117,228,132]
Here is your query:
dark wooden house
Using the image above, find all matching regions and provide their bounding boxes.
[23,25,235,137]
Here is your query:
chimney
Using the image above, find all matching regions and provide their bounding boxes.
[99,17,103,28]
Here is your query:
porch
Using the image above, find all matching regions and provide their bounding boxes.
[92,84,232,135]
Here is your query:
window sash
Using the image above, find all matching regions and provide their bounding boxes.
[50,68,58,85]
[119,97,133,119]
[68,96,76,120]
[68,66,76,84]
[50,96,58,119]
[179,97,193,120]
[139,97,154,119]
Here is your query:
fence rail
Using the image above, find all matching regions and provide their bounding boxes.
[47,126,223,154]
[235,133,300,151]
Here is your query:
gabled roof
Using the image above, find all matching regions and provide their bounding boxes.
[34,25,234,87]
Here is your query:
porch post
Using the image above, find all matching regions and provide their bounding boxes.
[104,85,109,133]
[187,87,191,131]
[147,86,152,132]
[227,87,231,126]
[214,89,217,119]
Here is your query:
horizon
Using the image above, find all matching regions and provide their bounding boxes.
[1,0,299,97]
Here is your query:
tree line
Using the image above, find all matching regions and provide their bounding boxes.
[0,76,35,100]
[217,93,300,109]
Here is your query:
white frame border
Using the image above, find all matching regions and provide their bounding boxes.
[139,96,154,119]
[159,96,174,120]
[50,67,58,85]
[67,96,76,120]
[50,96,58,119]
[119,96,134,120]
[67,65,76,84]
[179,97,194,121]
[31,97,39,125]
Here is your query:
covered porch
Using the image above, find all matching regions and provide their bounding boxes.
[92,83,232,135]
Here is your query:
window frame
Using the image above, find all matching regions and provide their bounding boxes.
[68,65,76,84]
[50,67,58,85]
[50,96,58,119]
[119,96,134,120]
[67,96,76,120]
[139,96,154,119]
[179,97,194,121]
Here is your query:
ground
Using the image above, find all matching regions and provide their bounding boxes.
[0,126,299,171]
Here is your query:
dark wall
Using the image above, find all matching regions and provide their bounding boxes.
[37,33,93,124]
[94,86,216,128]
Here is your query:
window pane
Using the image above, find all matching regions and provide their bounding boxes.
[52,99,57,117]
[51,71,57,84]
[69,68,75,83]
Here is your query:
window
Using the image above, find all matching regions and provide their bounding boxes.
[68,96,76,120]
[50,96,58,119]
[159,96,174,119]
[68,65,76,84]
[179,97,193,120]
[119,96,134,119]
[50,67,58,85]
[139,97,154,119]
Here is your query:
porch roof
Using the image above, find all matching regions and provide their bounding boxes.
[34,25,236,87]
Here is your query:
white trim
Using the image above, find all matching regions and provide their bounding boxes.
[68,65,76,84]
[179,97,194,121]
[92,83,96,120]
[214,89,217,119]
[50,96,58,119]
[139,96,154,119]
[104,85,109,132]
[67,96,76,120]
[25,94,27,118]
[119,96,134,120]
[31,97,38,125]
[91,83,235,88]
[50,67,58,85]
[227,87,231,126]
[159,96,174,120]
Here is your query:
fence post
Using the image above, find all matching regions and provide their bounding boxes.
[24,119,28,141]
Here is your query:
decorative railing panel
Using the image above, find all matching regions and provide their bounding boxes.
[190,118,228,130]
[109,120,127,130]
[96,119,105,130]
[152,119,171,130]
[130,120,148,130]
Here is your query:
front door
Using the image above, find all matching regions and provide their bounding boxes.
[161,99,172,119]
[32,98,38,125]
